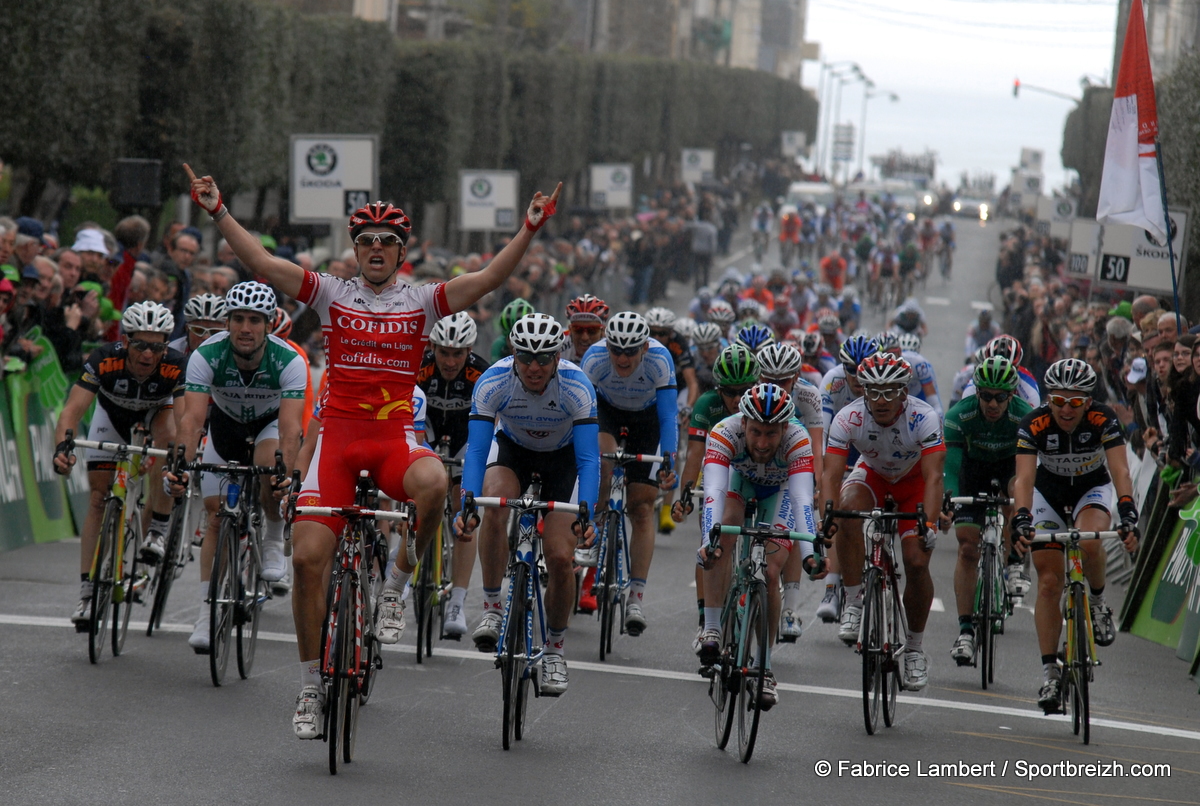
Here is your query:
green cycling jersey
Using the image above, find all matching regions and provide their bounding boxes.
[184,332,307,424]
[688,389,733,439]
[942,394,1033,496]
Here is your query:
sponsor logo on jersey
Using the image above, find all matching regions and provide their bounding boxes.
[160,364,181,380]
[114,379,128,394]
[98,357,124,374]
[334,315,422,335]
[1087,411,1107,428]
[1078,432,1091,443]
[847,410,864,427]
[525,430,552,439]
[1047,434,1059,450]
[1028,413,1051,435]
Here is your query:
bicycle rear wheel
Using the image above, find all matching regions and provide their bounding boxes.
[501,563,528,750]
[111,519,137,657]
[597,510,620,661]
[209,520,238,687]
[1071,587,1091,745]
[414,540,435,663]
[237,534,264,679]
[737,585,768,763]
[713,595,737,750]
[88,498,122,664]
[861,568,883,735]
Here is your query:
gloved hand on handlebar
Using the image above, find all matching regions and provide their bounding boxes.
[1011,507,1034,553]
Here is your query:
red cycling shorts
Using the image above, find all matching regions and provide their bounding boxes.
[842,462,926,539]
[296,415,438,533]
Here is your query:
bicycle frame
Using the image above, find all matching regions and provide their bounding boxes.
[950,485,1012,687]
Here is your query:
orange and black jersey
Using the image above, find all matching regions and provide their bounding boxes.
[657,332,695,392]
[77,341,186,431]
[416,349,490,454]
[1016,402,1124,488]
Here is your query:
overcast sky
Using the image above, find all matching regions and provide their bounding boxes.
[801,0,1119,193]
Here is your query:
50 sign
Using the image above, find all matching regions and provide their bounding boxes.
[1100,254,1130,284]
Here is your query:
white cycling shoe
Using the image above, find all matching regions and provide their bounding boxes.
[375,591,406,644]
[188,615,211,654]
[443,602,468,637]
[838,601,862,645]
[293,685,325,740]
[902,650,929,691]
[540,654,568,697]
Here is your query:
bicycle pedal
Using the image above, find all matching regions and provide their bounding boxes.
[698,665,716,679]
[74,622,89,634]
[441,633,462,642]
[192,645,211,656]
[776,635,797,644]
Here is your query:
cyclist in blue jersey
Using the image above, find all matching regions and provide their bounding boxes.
[895,331,944,416]
[581,311,678,637]
[457,314,599,696]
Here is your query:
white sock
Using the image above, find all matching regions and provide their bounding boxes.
[826,572,842,588]
[783,581,802,612]
[629,577,647,605]
[483,587,502,613]
[906,630,924,652]
[704,606,722,632]
[383,563,411,594]
[199,580,209,605]
[844,584,862,603]
[264,516,284,546]
[300,659,321,688]
[546,627,566,656]
[450,586,467,608]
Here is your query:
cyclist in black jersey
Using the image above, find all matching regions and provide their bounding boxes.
[416,311,489,637]
[53,302,186,628]
[1011,359,1139,714]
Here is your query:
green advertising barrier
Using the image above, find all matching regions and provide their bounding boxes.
[0,388,35,552]
[1130,512,1190,647]
[6,370,75,543]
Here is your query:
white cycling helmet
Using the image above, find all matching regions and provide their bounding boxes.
[509,313,563,355]
[645,307,677,329]
[225,281,276,318]
[122,301,174,335]
[605,311,650,349]
[874,331,902,354]
[429,311,477,349]
[673,317,695,340]
[897,332,922,353]
[800,331,823,356]
[692,322,723,347]
[737,298,762,319]
[707,299,736,325]
[1043,358,1097,393]
[757,342,804,380]
[183,293,227,323]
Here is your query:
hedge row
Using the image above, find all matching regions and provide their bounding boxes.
[0,0,816,215]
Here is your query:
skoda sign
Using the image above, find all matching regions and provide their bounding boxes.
[459,171,519,231]
[306,143,338,176]
[590,163,634,209]
[290,134,377,224]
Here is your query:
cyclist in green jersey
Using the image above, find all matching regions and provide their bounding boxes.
[491,298,535,363]
[671,343,759,647]
[943,357,1032,665]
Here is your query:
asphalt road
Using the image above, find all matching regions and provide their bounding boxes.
[2,218,1198,805]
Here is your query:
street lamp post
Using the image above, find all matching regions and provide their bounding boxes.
[858,88,898,178]
[830,66,865,180]
[817,60,859,177]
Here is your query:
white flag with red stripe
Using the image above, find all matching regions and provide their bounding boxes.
[1096,0,1166,243]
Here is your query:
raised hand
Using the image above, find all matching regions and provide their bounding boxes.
[183,163,222,214]
[525,182,563,232]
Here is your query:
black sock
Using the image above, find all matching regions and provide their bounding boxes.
[1090,586,1105,598]
[151,511,171,531]
[1041,653,1058,666]
[80,573,89,583]
[958,616,974,635]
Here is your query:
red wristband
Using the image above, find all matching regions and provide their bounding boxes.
[191,188,224,216]
[524,198,557,233]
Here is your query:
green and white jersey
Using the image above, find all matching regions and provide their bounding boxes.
[185,332,307,423]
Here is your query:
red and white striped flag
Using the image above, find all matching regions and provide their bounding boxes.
[1096,0,1166,243]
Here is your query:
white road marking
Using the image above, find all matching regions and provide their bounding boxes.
[925,297,951,306]
[9,612,1199,742]
[930,597,945,612]
[970,300,994,311]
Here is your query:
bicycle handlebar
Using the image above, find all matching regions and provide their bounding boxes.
[294,505,411,524]
[471,496,589,518]
[949,495,1012,506]
[1028,530,1122,543]
[602,451,665,464]
[712,524,815,543]
[71,438,170,459]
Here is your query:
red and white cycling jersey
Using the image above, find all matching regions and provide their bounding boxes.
[826,397,944,481]
[297,271,451,423]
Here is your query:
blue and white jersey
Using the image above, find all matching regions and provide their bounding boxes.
[902,349,942,415]
[820,364,859,436]
[412,385,427,434]
[470,357,597,452]
[961,367,1041,408]
[582,338,676,412]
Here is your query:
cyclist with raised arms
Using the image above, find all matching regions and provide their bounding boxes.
[492,298,536,363]
[581,311,678,636]
[696,383,819,709]
[961,335,1041,407]
[758,341,825,640]
[170,282,307,652]
[54,301,186,626]
[415,311,489,637]
[457,314,599,695]
[943,357,1032,666]
[560,294,610,364]
[169,293,227,356]
[1010,358,1138,714]
[185,163,560,739]
[672,344,760,646]
[821,354,948,691]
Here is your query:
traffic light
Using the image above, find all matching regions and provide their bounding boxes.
[1013,79,1020,98]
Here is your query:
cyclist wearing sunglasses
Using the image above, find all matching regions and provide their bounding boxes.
[819,335,876,436]
[560,294,610,363]
[185,164,561,739]
[961,335,1041,407]
[170,282,307,651]
[877,331,943,417]
[822,353,948,691]
[689,322,727,395]
[1011,358,1139,714]
[943,357,1032,666]
[646,307,700,410]
[697,382,819,709]
[581,311,679,637]
[53,301,186,627]
[169,293,227,356]
[457,314,599,696]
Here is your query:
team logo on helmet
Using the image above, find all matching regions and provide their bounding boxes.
[306,144,337,176]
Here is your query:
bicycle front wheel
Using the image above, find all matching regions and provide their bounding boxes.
[979,546,997,689]
[88,498,122,664]
[414,540,435,664]
[208,520,238,687]
[237,533,264,679]
[111,518,137,657]
[713,594,737,750]
[861,568,883,735]
[501,563,529,750]
[1071,586,1091,745]
[737,585,768,764]
[339,576,361,764]
[597,510,621,661]
[360,528,387,705]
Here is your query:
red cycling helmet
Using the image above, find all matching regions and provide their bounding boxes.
[566,294,610,325]
[348,201,412,244]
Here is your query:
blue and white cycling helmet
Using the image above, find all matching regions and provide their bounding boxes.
[839,335,878,372]
[735,323,775,353]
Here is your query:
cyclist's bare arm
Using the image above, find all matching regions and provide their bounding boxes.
[682,367,700,408]
[920,450,947,530]
[1105,444,1135,500]
[184,164,305,298]
[53,385,97,472]
[177,391,211,464]
[1012,453,1037,513]
[444,183,561,313]
[820,451,849,511]
[277,397,305,478]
